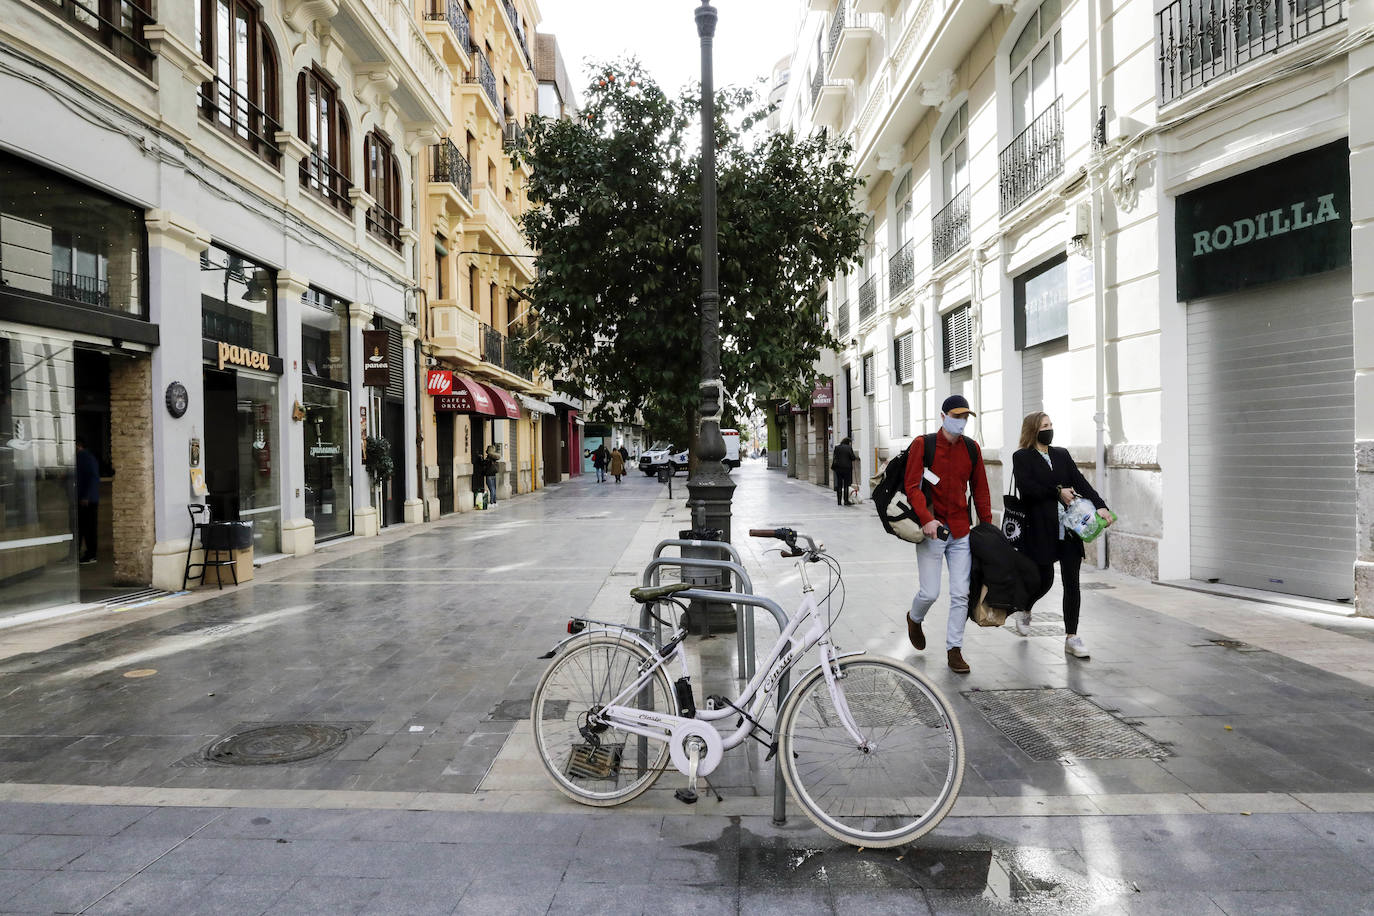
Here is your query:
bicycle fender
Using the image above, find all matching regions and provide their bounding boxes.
[543,627,659,659]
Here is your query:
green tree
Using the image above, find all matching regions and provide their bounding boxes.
[513,61,864,446]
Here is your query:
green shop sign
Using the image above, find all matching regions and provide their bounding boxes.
[1175,139,1350,301]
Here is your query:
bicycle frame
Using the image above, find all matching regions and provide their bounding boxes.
[592,559,870,765]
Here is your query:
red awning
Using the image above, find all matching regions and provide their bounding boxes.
[479,381,521,419]
[434,374,498,415]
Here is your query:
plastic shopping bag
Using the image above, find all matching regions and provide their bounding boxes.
[1059,497,1116,543]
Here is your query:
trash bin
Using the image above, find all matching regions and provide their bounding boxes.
[202,520,253,551]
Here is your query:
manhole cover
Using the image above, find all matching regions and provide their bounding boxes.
[203,724,350,766]
[963,688,1170,761]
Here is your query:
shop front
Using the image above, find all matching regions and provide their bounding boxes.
[200,243,282,557]
[431,371,499,510]
[1176,140,1355,601]
[301,287,352,541]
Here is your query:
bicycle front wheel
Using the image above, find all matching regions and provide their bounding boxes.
[778,655,964,848]
[530,635,675,806]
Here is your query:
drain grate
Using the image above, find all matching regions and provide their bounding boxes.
[102,589,187,612]
[198,723,353,766]
[488,698,568,721]
[963,689,1170,761]
[566,742,623,780]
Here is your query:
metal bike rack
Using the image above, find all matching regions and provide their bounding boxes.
[640,556,755,678]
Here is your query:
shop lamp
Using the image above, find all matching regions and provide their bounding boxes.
[243,270,272,303]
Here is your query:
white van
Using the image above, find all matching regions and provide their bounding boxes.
[721,429,740,469]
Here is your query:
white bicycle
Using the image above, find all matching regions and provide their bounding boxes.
[530,527,965,848]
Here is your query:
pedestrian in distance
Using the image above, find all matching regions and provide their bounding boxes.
[904,395,992,673]
[617,444,630,466]
[75,436,100,564]
[1008,411,1113,659]
[593,443,609,483]
[831,436,856,506]
[483,445,500,507]
[609,444,625,483]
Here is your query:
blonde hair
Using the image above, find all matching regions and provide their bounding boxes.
[1018,411,1050,450]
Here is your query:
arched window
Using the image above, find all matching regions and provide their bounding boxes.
[1009,0,1061,136]
[934,102,970,264]
[196,0,281,166]
[363,131,403,251]
[298,68,353,214]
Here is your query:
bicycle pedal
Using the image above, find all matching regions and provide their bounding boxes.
[674,788,699,804]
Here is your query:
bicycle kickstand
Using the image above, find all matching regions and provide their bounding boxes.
[674,736,706,805]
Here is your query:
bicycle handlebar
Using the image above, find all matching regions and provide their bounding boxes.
[749,527,822,558]
[748,528,786,538]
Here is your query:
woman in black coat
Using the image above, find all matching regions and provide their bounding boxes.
[1009,412,1113,659]
[831,437,856,506]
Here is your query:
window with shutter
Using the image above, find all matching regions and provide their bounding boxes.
[862,353,875,395]
[942,305,973,372]
[894,332,914,384]
[385,324,405,400]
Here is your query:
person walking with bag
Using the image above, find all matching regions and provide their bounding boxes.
[905,395,992,673]
[482,445,501,507]
[1008,412,1113,659]
[608,444,626,483]
[831,437,856,506]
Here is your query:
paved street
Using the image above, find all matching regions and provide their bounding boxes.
[3,462,1374,913]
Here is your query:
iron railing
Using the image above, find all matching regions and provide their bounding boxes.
[300,152,354,215]
[51,270,109,308]
[858,275,878,322]
[198,76,282,167]
[1156,0,1345,102]
[467,47,502,114]
[432,139,472,199]
[836,298,850,339]
[503,119,527,151]
[932,187,970,265]
[501,0,534,70]
[481,321,504,368]
[810,68,823,108]
[888,240,914,298]
[828,1,847,58]
[31,0,156,75]
[366,205,402,251]
[998,97,1062,215]
[427,0,470,51]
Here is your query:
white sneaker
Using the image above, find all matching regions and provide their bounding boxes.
[1064,636,1090,658]
[1012,611,1032,637]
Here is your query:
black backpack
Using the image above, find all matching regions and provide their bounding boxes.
[871,433,979,543]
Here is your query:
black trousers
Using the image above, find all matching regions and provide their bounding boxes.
[1029,540,1083,635]
[78,501,98,559]
[833,469,852,504]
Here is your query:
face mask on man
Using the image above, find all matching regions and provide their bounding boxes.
[1037,429,1054,446]
[942,414,967,437]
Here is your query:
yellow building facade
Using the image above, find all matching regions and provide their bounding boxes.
[416,0,551,515]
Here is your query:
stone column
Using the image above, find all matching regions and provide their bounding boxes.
[401,323,424,523]
[109,357,153,585]
[277,271,314,555]
[1352,0,1374,616]
[145,210,211,591]
[349,301,379,536]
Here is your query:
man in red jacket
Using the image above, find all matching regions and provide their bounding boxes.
[904,395,992,673]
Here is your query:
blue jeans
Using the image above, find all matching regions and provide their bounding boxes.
[908,534,971,651]
[485,476,497,503]
[595,466,606,482]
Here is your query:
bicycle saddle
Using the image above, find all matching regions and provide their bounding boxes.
[629,582,693,603]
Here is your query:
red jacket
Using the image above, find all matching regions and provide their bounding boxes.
[902,432,991,540]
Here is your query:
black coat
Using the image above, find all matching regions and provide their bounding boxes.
[1009,446,1108,566]
[831,442,856,472]
[968,523,1042,615]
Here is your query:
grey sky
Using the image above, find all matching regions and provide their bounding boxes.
[535,1,799,105]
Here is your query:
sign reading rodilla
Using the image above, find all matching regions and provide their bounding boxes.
[1175,140,1350,300]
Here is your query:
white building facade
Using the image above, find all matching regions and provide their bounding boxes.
[784,0,1373,612]
[0,1,449,616]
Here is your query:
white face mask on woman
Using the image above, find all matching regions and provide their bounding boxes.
[942,414,967,437]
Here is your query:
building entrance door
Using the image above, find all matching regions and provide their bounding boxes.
[436,414,454,515]
[382,400,404,526]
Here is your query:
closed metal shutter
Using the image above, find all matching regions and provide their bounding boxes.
[385,324,406,401]
[1021,337,1067,415]
[1187,269,1355,600]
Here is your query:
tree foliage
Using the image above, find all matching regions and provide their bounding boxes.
[513,60,864,441]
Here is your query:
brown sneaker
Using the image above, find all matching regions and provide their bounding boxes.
[947,648,970,673]
[907,617,925,651]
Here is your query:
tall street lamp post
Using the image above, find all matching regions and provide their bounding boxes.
[686,0,735,546]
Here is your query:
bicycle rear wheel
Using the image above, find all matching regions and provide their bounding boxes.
[778,655,964,848]
[530,635,675,806]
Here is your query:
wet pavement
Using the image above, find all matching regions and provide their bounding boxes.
[3,462,1374,912]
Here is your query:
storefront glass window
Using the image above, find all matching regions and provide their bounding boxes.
[200,243,276,353]
[0,152,146,317]
[303,383,351,540]
[301,287,348,382]
[236,374,280,554]
[0,332,79,617]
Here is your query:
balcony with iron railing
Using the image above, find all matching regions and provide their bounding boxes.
[858,274,878,323]
[998,97,1062,215]
[500,0,535,70]
[28,0,156,75]
[888,240,914,298]
[827,0,882,78]
[198,77,283,168]
[424,0,471,66]
[466,47,503,119]
[431,139,472,199]
[503,119,527,151]
[1156,0,1346,103]
[932,186,970,265]
[479,321,533,381]
[50,269,110,309]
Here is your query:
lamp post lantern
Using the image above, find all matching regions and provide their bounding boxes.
[686,0,735,546]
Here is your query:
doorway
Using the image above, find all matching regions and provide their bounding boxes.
[436,414,454,515]
[382,399,404,526]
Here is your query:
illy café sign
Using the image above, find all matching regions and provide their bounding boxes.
[1175,140,1350,300]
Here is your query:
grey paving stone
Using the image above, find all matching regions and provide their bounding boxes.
[3,869,137,914]
[65,835,188,872]
[142,836,326,876]
[82,873,213,915]
[195,873,296,914]
[304,840,476,881]
[648,888,740,916]
[266,875,385,916]
[112,806,226,838]
[453,887,556,916]
[832,889,931,915]
[0,870,46,906]
[738,887,834,915]
[1208,890,1374,915]
[5,834,99,870]
[355,877,468,916]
